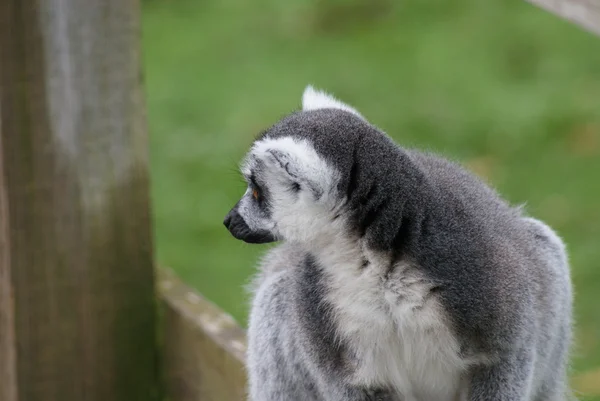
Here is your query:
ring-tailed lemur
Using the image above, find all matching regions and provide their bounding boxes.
[223,86,574,401]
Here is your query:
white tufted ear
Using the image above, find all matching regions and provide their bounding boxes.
[301,85,364,119]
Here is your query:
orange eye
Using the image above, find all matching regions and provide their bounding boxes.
[252,189,259,200]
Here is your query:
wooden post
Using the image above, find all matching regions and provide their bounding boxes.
[0,1,158,401]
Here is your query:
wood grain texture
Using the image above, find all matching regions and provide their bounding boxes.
[159,268,248,401]
[0,1,158,400]
[525,0,600,36]
[0,81,18,401]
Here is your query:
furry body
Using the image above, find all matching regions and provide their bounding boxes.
[224,87,574,401]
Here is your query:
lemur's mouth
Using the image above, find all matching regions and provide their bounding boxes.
[223,209,277,244]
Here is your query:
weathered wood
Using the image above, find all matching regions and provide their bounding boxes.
[0,100,18,401]
[525,0,600,36]
[0,1,158,401]
[159,268,247,401]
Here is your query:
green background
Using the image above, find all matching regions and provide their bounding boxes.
[142,0,600,398]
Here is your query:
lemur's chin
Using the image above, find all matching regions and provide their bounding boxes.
[237,230,277,244]
[223,209,277,244]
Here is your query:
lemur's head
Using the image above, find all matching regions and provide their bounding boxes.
[224,86,409,249]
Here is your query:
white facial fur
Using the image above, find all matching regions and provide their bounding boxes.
[240,136,344,244]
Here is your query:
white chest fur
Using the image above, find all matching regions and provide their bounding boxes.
[315,243,469,401]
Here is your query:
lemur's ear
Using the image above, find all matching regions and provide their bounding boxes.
[301,85,364,119]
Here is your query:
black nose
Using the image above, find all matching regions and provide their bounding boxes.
[223,209,237,229]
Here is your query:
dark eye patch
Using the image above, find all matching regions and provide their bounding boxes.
[249,173,261,190]
[248,172,267,204]
[243,165,272,217]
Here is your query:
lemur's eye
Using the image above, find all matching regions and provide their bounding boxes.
[249,174,262,201]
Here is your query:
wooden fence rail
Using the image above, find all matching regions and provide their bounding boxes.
[525,0,600,36]
[159,268,247,401]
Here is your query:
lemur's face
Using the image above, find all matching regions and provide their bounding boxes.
[224,86,365,245]
[224,136,342,244]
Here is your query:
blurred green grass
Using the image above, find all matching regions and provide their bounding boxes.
[142,0,600,397]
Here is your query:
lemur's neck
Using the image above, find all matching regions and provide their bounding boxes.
[311,235,364,269]
[306,230,394,283]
